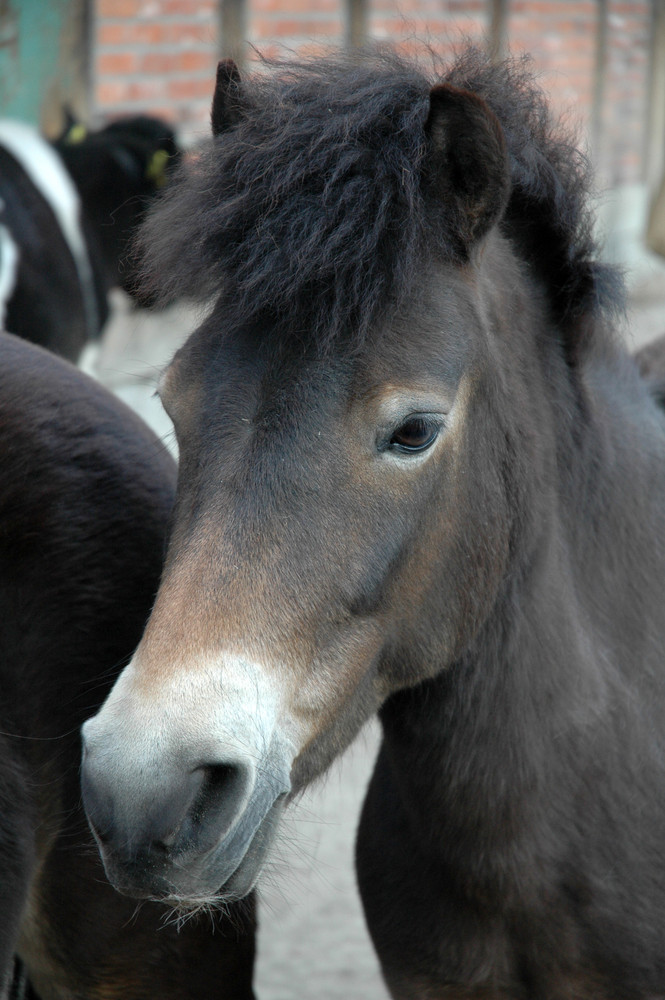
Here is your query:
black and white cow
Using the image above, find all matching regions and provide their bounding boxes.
[0,116,177,362]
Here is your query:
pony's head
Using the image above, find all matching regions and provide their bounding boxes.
[81,49,618,906]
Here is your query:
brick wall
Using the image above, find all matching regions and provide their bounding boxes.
[368,0,487,56]
[249,0,343,58]
[95,0,219,140]
[93,0,655,184]
[508,0,599,117]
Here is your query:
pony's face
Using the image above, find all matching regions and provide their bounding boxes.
[81,62,515,907]
[81,257,514,906]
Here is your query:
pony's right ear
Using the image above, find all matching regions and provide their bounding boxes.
[424,84,510,255]
[211,60,243,135]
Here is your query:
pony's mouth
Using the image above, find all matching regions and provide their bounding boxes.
[81,664,296,907]
[96,792,287,906]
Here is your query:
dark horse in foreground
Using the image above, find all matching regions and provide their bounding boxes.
[0,333,255,999]
[81,50,665,997]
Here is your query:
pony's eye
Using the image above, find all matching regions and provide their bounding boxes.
[388,417,440,454]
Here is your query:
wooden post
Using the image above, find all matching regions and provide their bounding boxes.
[646,0,665,194]
[346,0,368,50]
[489,0,508,63]
[219,0,247,69]
[590,0,609,169]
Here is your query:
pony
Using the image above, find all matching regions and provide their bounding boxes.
[0,116,177,361]
[0,332,255,999]
[81,50,665,997]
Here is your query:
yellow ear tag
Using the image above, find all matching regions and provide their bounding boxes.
[146,148,170,188]
[65,123,87,144]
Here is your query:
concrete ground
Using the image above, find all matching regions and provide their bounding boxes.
[83,251,665,1000]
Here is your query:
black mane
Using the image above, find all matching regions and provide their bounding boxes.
[138,48,620,349]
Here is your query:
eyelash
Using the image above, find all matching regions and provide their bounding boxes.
[384,416,441,454]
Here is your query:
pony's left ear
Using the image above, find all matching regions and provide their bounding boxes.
[211,59,243,135]
[424,84,510,254]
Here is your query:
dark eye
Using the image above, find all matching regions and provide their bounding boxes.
[388,417,440,454]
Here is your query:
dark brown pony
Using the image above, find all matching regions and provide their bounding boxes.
[82,50,665,998]
[0,333,255,999]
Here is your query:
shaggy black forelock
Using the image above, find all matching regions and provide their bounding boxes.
[137,47,621,350]
[138,51,431,348]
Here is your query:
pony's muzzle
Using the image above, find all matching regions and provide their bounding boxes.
[82,753,249,849]
[80,723,291,901]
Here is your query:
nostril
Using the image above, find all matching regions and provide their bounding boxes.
[179,762,253,853]
[151,766,207,849]
[206,762,247,803]
[81,751,256,864]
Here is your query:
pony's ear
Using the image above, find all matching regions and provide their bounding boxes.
[424,84,510,254]
[211,60,243,136]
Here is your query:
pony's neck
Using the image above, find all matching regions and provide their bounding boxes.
[379,520,589,848]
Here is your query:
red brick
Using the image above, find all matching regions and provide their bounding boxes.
[255,0,337,11]
[289,39,342,58]
[97,0,143,18]
[167,77,218,100]
[97,23,127,46]
[181,49,216,72]
[161,0,216,15]
[97,79,167,107]
[251,17,342,38]
[137,52,174,75]
[98,22,170,47]
[134,48,215,77]
[96,81,130,107]
[164,22,215,44]
[97,51,138,76]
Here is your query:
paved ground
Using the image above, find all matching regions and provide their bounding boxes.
[84,252,665,1000]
